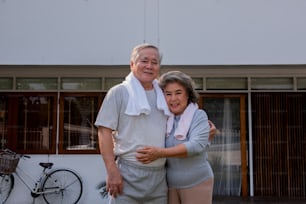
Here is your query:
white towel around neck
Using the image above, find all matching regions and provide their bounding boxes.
[123,72,170,116]
[166,103,198,140]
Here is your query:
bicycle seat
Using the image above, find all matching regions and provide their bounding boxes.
[39,162,53,169]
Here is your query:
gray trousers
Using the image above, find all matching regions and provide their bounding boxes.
[109,158,167,204]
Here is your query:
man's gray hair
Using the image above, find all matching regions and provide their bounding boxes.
[130,43,162,64]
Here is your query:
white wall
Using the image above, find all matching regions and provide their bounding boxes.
[159,0,306,65]
[1,0,306,65]
[5,155,108,204]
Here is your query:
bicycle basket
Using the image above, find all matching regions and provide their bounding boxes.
[0,152,20,174]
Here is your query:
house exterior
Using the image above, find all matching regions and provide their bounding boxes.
[1,0,305,203]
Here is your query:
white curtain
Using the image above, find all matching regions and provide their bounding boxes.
[208,98,241,196]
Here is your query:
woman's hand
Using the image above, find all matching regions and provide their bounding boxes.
[136,146,162,164]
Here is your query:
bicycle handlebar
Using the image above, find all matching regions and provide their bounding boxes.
[22,155,31,159]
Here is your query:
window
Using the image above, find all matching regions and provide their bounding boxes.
[0,78,13,90]
[61,78,102,90]
[251,77,293,90]
[1,92,104,154]
[192,78,203,90]
[1,93,57,154]
[0,96,8,149]
[206,78,247,90]
[104,77,124,90]
[16,78,58,90]
[297,77,306,90]
[202,94,248,197]
[59,93,103,153]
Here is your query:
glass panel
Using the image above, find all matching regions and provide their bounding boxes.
[297,77,306,90]
[63,96,99,150]
[0,78,13,90]
[16,96,54,151]
[192,77,203,90]
[0,96,8,149]
[104,78,124,90]
[251,77,293,90]
[61,78,102,90]
[207,78,247,90]
[204,97,242,196]
[16,78,58,90]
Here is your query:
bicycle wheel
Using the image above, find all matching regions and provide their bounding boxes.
[0,174,14,204]
[42,169,82,204]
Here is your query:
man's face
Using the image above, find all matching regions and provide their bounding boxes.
[130,47,160,90]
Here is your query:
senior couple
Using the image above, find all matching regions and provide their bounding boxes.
[95,43,215,204]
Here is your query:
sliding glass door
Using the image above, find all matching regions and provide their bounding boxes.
[200,94,248,197]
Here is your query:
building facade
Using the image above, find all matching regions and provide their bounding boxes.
[1,0,306,203]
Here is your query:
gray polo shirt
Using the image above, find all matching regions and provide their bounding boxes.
[95,84,167,167]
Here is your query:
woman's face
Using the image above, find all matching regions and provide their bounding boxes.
[163,82,188,115]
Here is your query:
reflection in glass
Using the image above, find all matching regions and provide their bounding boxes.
[0,96,8,149]
[104,78,124,90]
[251,77,293,90]
[61,78,101,90]
[192,78,203,90]
[297,77,306,90]
[16,78,58,90]
[0,78,13,90]
[206,78,247,90]
[17,96,53,150]
[63,96,98,150]
[204,97,241,196]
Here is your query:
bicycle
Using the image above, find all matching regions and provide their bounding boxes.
[0,149,83,204]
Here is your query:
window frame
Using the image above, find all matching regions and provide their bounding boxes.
[58,92,104,154]
[3,92,58,154]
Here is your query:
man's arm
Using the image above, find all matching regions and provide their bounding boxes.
[98,126,123,197]
[208,120,217,142]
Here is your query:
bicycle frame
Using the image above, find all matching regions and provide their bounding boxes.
[12,163,58,196]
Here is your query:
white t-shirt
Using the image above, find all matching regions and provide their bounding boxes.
[95,84,167,167]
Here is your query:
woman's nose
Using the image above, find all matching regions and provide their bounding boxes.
[170,94,177,100]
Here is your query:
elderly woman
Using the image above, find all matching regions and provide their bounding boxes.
[137,70,214,204]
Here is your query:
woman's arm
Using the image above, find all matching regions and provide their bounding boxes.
[136,144,187,164]
[137,118,217,164]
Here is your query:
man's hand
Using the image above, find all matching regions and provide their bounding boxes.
[208,120,217,142]
[106,166,123,197]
